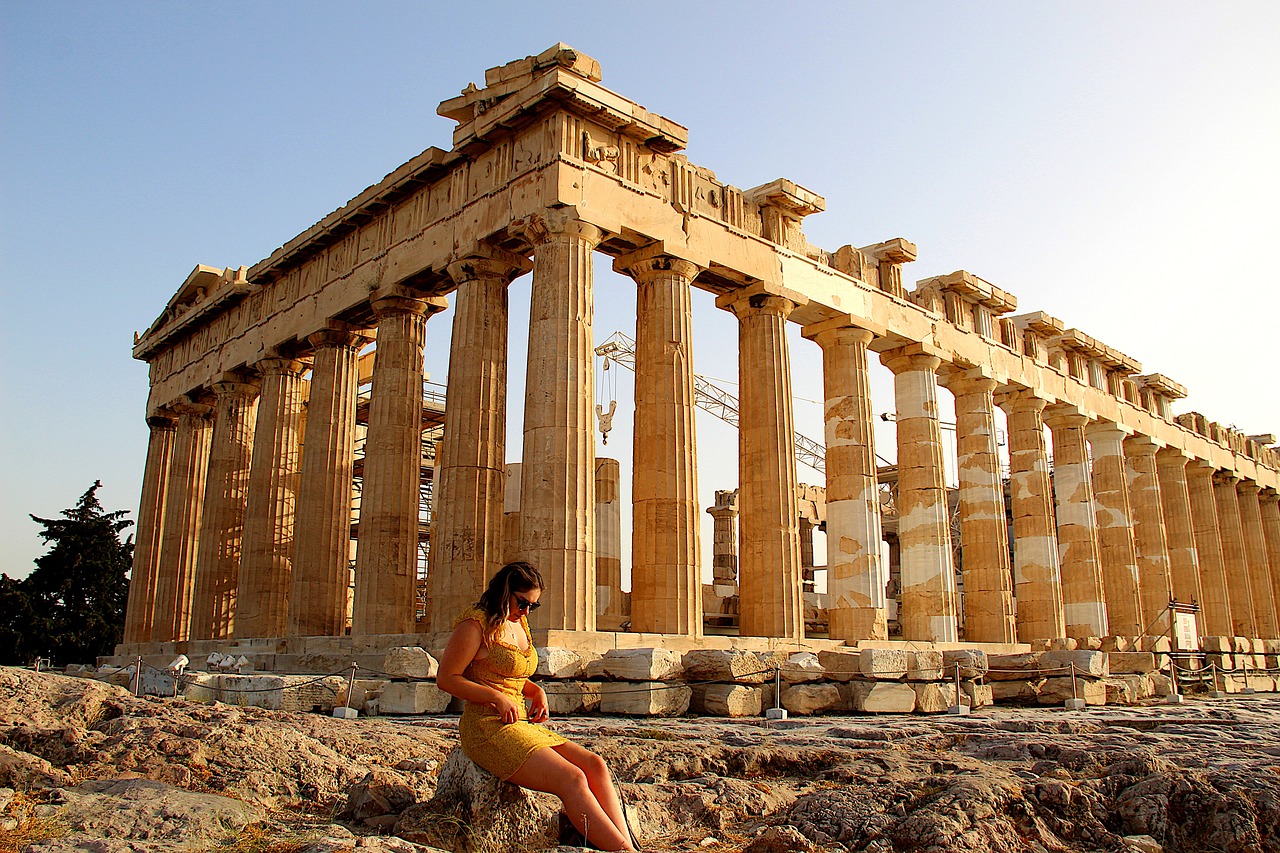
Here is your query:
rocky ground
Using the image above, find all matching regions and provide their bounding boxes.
[1,666,1278,853]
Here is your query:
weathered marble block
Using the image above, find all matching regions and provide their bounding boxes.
[599,648,684,681]
[681,649,772,683]
[535,647,601,679]
[962,681,994,709]
[781,683,842,715]
[913,682,959,713]
[1107,652,1157,674]
[858,648,909,680]
[542,681,600,715]
[382,647,438,680]
[691,684,764,717]
[1201,636,1232,653]
[847,681,916,713]
[909,651,944,681]
[942,649,988,680]
[1037,677,1106,706]
[599,682,691,716]
[1100,636,1135,652]
[1137,636,1172,654]
[990,680,1040,703]
[816,650,862,682]
[780,652,825,684]
[379,682,451,715]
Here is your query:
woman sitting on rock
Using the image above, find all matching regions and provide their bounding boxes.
[437,560,637,852]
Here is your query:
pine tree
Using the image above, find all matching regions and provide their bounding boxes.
[3,481,134,665]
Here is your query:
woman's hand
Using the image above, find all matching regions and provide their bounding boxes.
[490,693,522,724]
[528,685,550,723]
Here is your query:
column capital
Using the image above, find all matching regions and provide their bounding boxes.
[371,290,449,319]
[938,367,998,396]
[209,377,260,401]
[1260,487,1279,503]
[254,356,308,378]
[171,400,213,420]
[307,324,372,351]
[512,207,605,248]
[1043,403,1090,430]
[1086,420,1131,443]
[1237,479,1261,496]
[1155,446,1193,468]
[1213,469,1242,487]
[993,386,1049,415]
[1122,434,1162,457]
[446,245,532,285]
[612,245,703,283]
[803,322,876,351]
[715,281,807,318]
[1186,457,1216,477]
[879,344,942,375]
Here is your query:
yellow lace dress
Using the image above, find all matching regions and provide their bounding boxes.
[456,608,568,780]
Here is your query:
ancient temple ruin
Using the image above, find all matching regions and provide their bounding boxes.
[119,45,1280,666]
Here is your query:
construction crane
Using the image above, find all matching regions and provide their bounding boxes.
[593,331,897,474]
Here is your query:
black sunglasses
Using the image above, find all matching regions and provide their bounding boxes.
[515,595,541,612]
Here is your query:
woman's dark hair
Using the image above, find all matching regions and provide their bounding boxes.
[475,561,545,640]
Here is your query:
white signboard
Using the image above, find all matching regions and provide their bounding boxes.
[1174,611,1199,651]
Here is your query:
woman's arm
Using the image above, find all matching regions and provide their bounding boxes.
[437,621,521,722]
[522,678,549,723]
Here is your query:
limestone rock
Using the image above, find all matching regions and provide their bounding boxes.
[1201,636,1232,653]
[600,682,691,716]
[913,682,959,713]
[599,648,684,681]
[744,825,814,853]
[941,649,988,679]
[382,647,438,680]
[1137,636,1172,654]
[1048,637,1079,651]
[990,680,1040,703]
[1101,636,1135,652]
[1037,677,1107,706]
[542,680,600,715]
[1149,673,1176,697]
[961,681,993,709]
[1124,834,1163,853]
[816,650,862,682]
[847,681,916,713]
[682,649,773,683]
[859,648,910,680]
[340,767,420,826]
[1108,652,1157,674]
[380,682,452,715]
[395,747,558,852]
[0,742,70,789]
[692,684,763,717]
[1114,674,1155,701]
[781,683,841,715]
[1102,678,1136,705]
[536,647,593,679]
[908,650,944,681]
[780,652,825,684]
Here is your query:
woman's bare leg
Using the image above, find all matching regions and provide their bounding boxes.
[551,741,632,845]
[506,747,636,851]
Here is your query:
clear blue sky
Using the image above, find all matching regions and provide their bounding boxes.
[3,2,1278,581]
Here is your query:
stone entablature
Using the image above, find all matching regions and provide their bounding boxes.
[126,43,1280,654]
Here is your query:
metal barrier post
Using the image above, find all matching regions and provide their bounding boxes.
[765,665,788,721]
[947,662,969,715]
[133,655,144,698]
[1209,662,1226,698]
[333,661,360,719]
[1065,662,1086,711]
[1165,652,1184,704]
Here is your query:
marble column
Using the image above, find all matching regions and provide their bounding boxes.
[1086,423,1143,637]
[1154,449,1203,610]
[236,357,306,639]
[799,518,816,594]
[1186,461,1232,637]
[518,212,604,632]
[617,250,703,636]
[290,328,366,637]
[807,325,888,641]
[941,370,1015,644]
[1044,408,1108,639]
[595,458,625,630]
[1214,471,1256,638]
[1124,436,1174,635]
[707,490,739,588]
[880,346,957,643]
[717,289,803,640]
[998,390,1065,642]
[427,251,527,633]
[1260,490,1280,626]
[352,292,445,636]
[190,380,259,641]
[1238,481,1279,638]
[153,401,213,642]
[123,414,177,644]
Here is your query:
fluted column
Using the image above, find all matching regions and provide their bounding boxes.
[190,380,259,640]
[879,346,957,643]
[595,458,625,629]
[1154,449,1203,610]
[1186,461,1232,636]
[1238,481,1278,638]
[806,325,888,641]
[153,402,213,642]
[998,390,1065,642]
[717,289,803,640]
[352,292,445,636]
[236,357,306,639]
[1124,436,1173,635]
[123,414,177,644]
[518,212,604,632]
[427,251,528,632]
[617,250,703,636]
[1214,471,1256,638]
[1045,408,1108,639]
[707,490,739,588]
[941,370,1015,644]
[290,327,366,637]
[1260,490,1280,628]
[1087,423,1143,636]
